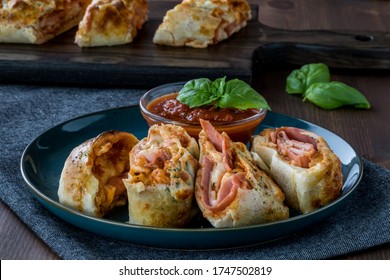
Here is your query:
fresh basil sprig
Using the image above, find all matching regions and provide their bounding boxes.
[286,63,330,94]
[304,81,371,109]
[177,77,270,110]
[286,63,371,109]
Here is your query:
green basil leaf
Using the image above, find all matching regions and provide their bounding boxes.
[177,78,217,108]
[304,81,371,109]
[211,76,226,98]
[286,69,306,94]
[216,79,271,110]
[177,77,270,110]
[286,63,331,94]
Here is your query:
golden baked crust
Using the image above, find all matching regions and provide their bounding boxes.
[251,127,343,213]
[0,0,91,44]
[123,124,199,227]
[58,130,138,217]
[75,0,148,47]
[153,0,251,48]
[195,120,289,228]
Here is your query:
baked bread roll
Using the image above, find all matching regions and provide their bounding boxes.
[251,127,343,213]
[58,130,138,217]
[75,0,148,47]
[153,0,252,48]
[195,120,289,228]
[123,124,199,227]
[0,0,91,44]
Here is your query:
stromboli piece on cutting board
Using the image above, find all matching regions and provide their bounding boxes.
[153,0,252,48]
[75,0,149,47]
[0,0,91,44]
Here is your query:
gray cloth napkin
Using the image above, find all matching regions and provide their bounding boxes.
[0,84,389,260]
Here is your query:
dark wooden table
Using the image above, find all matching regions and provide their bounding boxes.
[1,0,389,259]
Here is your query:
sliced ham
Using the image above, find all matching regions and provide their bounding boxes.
[195,120,289,228]
[200,119,224,152]
[199,156,245,213]
[251,127,343,213]
[143,148,171,169]
[271,127,317,168]
[200,119,233,171]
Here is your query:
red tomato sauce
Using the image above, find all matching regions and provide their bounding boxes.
[147,93,259,124]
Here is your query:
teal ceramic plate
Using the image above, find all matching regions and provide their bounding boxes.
[21,106,362,249]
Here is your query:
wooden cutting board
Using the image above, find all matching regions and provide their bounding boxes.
[1,1,389,88]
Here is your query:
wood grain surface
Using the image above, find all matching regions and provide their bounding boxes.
[0,1,390,87]
[0,0,389,260]
[0,1,257,87]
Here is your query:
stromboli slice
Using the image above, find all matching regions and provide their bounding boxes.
[58,130,139,217]
[75,0,148,47]
[123,124,199,227]
[153,0,252,48]
[195,120,289,228]
[0,0,91,44]
[251,127,343,213]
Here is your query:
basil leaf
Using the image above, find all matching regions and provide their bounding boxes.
[177,78,218,108]
[177,77,270,110]
[216,79,271,110]
[286,63,331,94]
[304,81,371,109]
[211,76,226,98]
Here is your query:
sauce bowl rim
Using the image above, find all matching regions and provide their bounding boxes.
[139,81,267,128]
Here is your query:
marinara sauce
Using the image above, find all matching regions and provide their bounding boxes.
[147,93,259,124]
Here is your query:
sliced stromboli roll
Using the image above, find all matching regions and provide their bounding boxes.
[0,0,91,44]
[251,127,343,213]
[123,124,199,227]
[58,130,139,217]
[153,0,252,48]
[195,120,289,228]
[75,0,148,47]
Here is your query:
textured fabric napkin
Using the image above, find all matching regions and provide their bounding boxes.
[0,84,389,260]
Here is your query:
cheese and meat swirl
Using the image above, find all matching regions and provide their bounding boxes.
[58,130,139,217]
[251,127,343,213]
[123,124,199,227]
[195,120,289,228]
